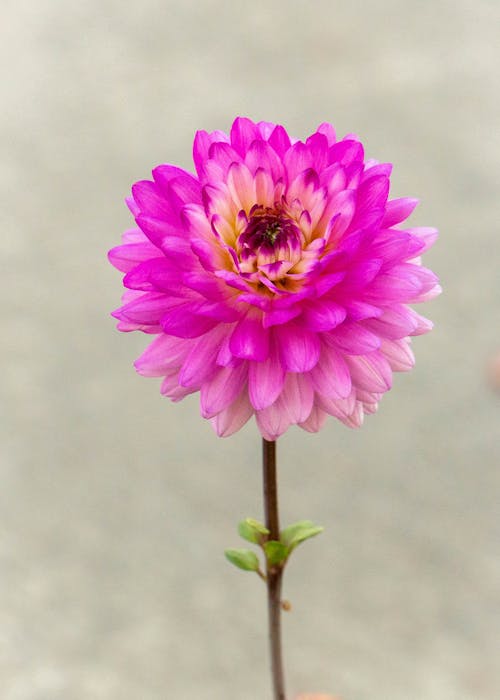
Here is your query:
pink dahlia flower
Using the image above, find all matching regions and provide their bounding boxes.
[109,117,440,440]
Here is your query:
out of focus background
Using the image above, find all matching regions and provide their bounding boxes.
[2,1,499,699]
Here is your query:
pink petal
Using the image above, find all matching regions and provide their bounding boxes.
[245,139,283,180]
[327,324,381,354]
[363,305,419,340]
[255,403,293,441]
[283,142,314,182]
[134,334,194,376]
[325,190,356,244]
[345,352,392,392]
[316,122,337,146]
[211,390,254,437]
[226,161,256,211]
[279,372,314,423]
[275,324,321,372]
[379,338,415,371]
[200,363,248,418]
[298,404,328,433]
[248,342,285,410]
[108,239,160,273]
[160,369,196,401]
[310,343,352,399]
[178,325,229,387]
[405,226,439,253]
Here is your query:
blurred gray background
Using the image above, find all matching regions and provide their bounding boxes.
[1,1,499,699]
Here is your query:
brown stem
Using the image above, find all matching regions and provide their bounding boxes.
[262,438,286,700]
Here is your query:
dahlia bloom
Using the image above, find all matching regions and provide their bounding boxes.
[109,117,440,440]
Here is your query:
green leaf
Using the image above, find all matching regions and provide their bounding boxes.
[264,540,289,566]
[280,520,324,550]
[224,548,260,572]
[238,517,270,544]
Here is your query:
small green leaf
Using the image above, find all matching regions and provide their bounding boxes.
[224,548,260,572]
[264,540,289,566]
[280,520,324,549]
[238,517,270,544]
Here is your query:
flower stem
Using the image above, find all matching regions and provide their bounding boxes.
[262,438,286,700]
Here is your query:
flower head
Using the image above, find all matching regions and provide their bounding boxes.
[109,117,440,440]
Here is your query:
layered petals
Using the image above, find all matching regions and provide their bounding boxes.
[109,117,439,438]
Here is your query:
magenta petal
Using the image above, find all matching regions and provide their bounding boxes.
[229,316,270,361]
[283,142,313,182]
[301,300,346,331]
[230,117,260,156]
[123,258,182,292]
[192,129,228,177]
[248,342,285,410]
[351,175,390,226]
[245,139,283,180]
[200,363,248,418]
[275,324,320,372]
[328,139,364,166]
[382,197,419,227]
[262,305,302,328]
[268,124,292,158]
[208,141,242,172]
[132,180,173,220]
[161,303,218,338]
[135,215,184,249]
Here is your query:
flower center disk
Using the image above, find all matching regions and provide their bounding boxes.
[237,207,303,286]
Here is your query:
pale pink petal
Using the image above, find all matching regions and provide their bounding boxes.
[248,342,285,410]
[345,352,392,392]
[310,343,352,399]
[200,363,248,418]
[211,390,254,437]
[298,404,328,433]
